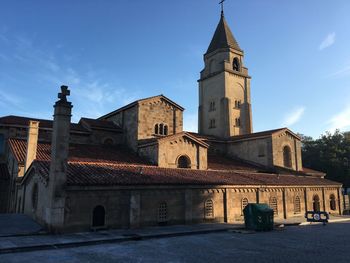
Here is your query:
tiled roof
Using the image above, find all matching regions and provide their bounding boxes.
[228,128,288,141]
[33,160,341,187]
[0,115,87,133]
[10,140,340,188]
[8,139,149,166]
[302,167,326,176]
[0,163,10,180]
[79,118,122,131]
[138,132,209,148]
[207,14,242,54]
[207,154,264,172]
[98,95,184,120]
[8,138,51,164]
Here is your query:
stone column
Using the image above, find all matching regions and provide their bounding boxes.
[304,188,308,212]
[337,188,342,215]
[24,120,39,173]
[47,86,72,233]
[322,188,326,211]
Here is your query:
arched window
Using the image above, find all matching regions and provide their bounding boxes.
[283,145,292,168]
[159,124,164,135]
[164,125,168,136]
[233,57,240,71]
[313,195,320,212]
[269,197,278,215]
[92,205,105,227]
[32,183,38,210]
[158,202,167,223]
[154,124,159,135]
[294,196,301,214]
[329,194,336,211]
[241,198,249,215]
[205,199,214,218]
[177,155,191,169]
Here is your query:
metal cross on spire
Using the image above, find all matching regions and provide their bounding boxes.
[219,0,226,15]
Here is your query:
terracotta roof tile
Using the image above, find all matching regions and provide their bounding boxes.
[33,161,341,187]
[207,154,263,172]
[8,139,149,166]
[79,118,122,131]
[0,115,87,132]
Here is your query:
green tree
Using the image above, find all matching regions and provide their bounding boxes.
[301,130,350,187]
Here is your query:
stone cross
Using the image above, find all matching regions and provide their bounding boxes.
[219,0,225,14]
[58,85,70,102]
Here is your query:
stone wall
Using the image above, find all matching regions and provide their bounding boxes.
[137,98,183,140]
[158,136,207,169]
[47,185,343,233]
[64,190,130,232]
[272,132,303,171]
[0,176,9,213]
[226,137,273,167]
[22,171,49,226]
[105,106,139,151]
[138,143,158,165]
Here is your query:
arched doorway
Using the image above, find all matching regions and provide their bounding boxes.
[313,195,320,212]
[283,145,292,168]
[177,155,191,168]
[92,205,105,227]
[329,194,336,211]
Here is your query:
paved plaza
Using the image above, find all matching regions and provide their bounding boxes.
[1,222,349,263]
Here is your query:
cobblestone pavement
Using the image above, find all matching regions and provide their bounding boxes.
[1,222,349,263]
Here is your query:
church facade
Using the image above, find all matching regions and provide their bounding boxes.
[0,12,343,232]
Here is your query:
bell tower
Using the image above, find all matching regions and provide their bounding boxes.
[198,11,252,138]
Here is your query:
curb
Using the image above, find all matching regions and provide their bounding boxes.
[299,218,350,226]
[0,227,231,255]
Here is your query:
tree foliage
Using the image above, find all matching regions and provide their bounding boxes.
[300,130,350,187]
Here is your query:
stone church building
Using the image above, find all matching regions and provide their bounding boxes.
[0,12,343,232]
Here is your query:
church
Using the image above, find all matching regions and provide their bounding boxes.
[0,11,343,232]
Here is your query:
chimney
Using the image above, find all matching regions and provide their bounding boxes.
[47,85,73,232]
[24,120,39,173]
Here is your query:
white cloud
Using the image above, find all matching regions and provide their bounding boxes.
[319,32,336,50]
[0,93,21,107]
[282,106,305,127]
[0,33,140,121]
[327,104,350,132]
[327,65,350,78]
[183,112,198,132]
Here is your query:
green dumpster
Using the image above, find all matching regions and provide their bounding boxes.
[243,203,274,231]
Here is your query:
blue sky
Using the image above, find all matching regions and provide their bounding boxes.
[0,0,349,139]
